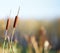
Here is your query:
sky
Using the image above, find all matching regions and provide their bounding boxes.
[0,0,60,20]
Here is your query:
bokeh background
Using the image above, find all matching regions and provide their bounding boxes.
[0,0,60,53]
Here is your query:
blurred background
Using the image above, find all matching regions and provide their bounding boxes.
[0,0,60,53]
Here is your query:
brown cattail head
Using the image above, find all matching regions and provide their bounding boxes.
[6,18,10,30]
[13,16,18,28]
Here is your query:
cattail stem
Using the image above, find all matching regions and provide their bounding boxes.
[17,6,20,16]
[3,30,8,53]
[9,28,15,53]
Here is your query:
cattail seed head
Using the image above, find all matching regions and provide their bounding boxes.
[6,18,10,30]
[13,16,18,28]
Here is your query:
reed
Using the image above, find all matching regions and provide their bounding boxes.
[3,18,10,53]
[10,7,20,53]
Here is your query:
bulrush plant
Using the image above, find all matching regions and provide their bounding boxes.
[3,18,10,53]
[2,7,20,53]
[9,7,20,53]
